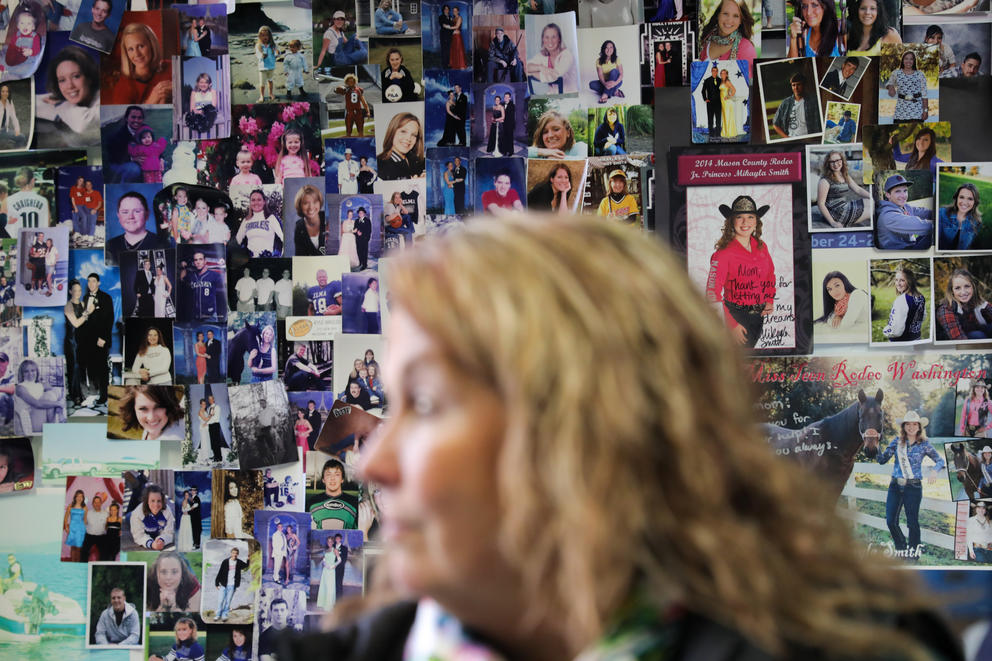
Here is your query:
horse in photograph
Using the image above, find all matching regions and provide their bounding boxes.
[227,321,261,385]
[948,442,983,500]
[762,389,885,500]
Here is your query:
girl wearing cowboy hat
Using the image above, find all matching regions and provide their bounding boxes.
[877,411,945,556]
[978,445,992,499]
[967,500,991,563]
[705,195,776,348]
[958,380,991,437]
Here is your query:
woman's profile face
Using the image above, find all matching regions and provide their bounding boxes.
[136,392,169,437]
[551,167,570,192]
[858,0,877,25]
[894,271,907,293]
[733,212,756,239]
[914,132,932,152]
[542,26,560,52]
[956,187,976,214]
[825,277,846,301]
[952,275,974,305]
[56,60,89,106]
[124,32,153,71]
[156,556,182,592]
[360,309,510,599]
[392,119,419,156]
[541,118,568,149]
[717,0,742,35]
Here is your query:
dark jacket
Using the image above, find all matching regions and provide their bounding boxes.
[702,75,722,105]
[277,601,962,661]
[214,557,249,589]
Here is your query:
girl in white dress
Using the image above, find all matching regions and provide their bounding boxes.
[315,537,341,610]
[338,210,360,269]
[153,264,172,317]
[130,326,172,385]
[177,490,195,551]
[196,399,212,464]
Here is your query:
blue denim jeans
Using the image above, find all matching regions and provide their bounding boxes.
[217,584,236,619]
[885,478,922,551]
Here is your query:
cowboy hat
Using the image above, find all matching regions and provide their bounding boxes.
[719,195,770,220]
[896,410,929,427]
[980,446,992,454]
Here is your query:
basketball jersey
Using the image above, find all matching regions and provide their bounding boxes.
[345,87,364,112]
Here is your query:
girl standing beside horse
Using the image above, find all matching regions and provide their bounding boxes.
[877,411,945,558]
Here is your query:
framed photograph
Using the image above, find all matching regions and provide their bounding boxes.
[868,257,932,345]
[86,561,146,648]
[757,57,823,143]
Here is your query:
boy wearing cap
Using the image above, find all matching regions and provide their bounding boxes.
[597,169,639,223]
[876,174,933,250]
[337,148,360,194]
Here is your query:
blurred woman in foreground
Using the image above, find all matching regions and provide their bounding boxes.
[281,216,959,660]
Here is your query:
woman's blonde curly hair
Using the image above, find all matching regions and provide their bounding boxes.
[382,214,934,659]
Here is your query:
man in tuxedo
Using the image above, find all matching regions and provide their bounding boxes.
[188,486,202,549]
[207,394,226,461]
[452,84,468,146]
[80,273,114,404]
[354,207,372,270]
[333,533,348,599]
[452,156,467,214]
[701,66,722,140]
[204,329,221,381]
[133,258,155,316]
[305,400,322,450]
[822,58,858,97]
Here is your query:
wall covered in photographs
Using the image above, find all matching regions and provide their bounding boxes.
[1,0,991,657]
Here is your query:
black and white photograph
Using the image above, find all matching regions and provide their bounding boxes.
[229,380,297,470]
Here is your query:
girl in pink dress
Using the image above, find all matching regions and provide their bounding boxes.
[274,128,311,184]
[128,125,168,183]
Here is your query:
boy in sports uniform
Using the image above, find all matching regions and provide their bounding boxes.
[181,251,226,322]
[335,73,370,137]
[307,269,342,316]
[597,169,639,224]
[306,459,358,529]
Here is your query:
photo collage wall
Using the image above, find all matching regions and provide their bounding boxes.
[0,0,990,658]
